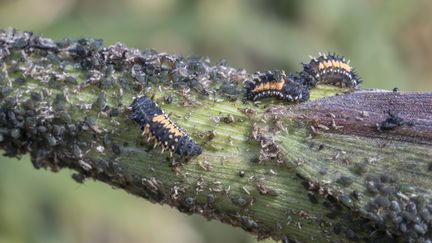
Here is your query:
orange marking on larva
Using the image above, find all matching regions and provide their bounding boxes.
[166,124,184,137]
[173,130,184,137]
[328,60,335,68]
[270,81,284,90]
[321,61,328,69]
[166,122,184,137]
[162,122,172,129]
[322,61,328,69]
[318,60,352,72]
[253,83,263,92]
[253,80,284,92]
[253,83,266,92]
[152,114,184,137]
[340,62,352,72]
[152,114,166,123]
[159,118,171,127]
[332,60,339,68]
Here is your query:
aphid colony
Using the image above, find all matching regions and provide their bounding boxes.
[131,53,360,158]
[130,96,202,157]
[245,53,361,102]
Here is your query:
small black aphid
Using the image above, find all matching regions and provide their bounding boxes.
[378,111,407,131]
[164,95,173,104]
[71,173,86,184]
[337,176,353,187]
[239,170,245,177]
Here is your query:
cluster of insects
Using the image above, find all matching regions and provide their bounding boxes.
[245,52,361,102]
[130,53,360,158]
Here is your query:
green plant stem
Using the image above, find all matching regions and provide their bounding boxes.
[0,28,431,242]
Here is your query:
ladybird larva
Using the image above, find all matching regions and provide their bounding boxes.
[245,70,309,102]
[130,96,202,157]
[301,52,361,88]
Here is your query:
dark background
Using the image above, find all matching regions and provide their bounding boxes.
[1,0,431,242]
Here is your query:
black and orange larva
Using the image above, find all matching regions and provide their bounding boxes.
[245,71,309,102]
[130,96,202,157]
[300,53,361,88]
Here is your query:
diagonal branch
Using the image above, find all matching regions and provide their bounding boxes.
[0,28,431,242]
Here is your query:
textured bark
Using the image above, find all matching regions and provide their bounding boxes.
[0,28,431,242]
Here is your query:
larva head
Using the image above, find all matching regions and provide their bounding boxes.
[244,79,257,100]
[281,75,310,102]
[175,136,202,157]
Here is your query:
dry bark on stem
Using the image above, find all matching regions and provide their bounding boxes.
[0,28,431,242]
[291,90,432,144]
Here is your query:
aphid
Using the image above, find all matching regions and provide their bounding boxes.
[378,111,407,131]
[333,223,342,235]
[71,173,86,184]
[207,193,215,205]
[375,196,391,208]
[184,197,194,205]
[301,52,361,88]
[245,71,309,102]
[337,176,353,187]
[239,170,245,177]
[339,193,354,208]
[130,95,202,157]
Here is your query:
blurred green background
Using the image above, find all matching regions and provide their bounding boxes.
[1,0,431,242]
